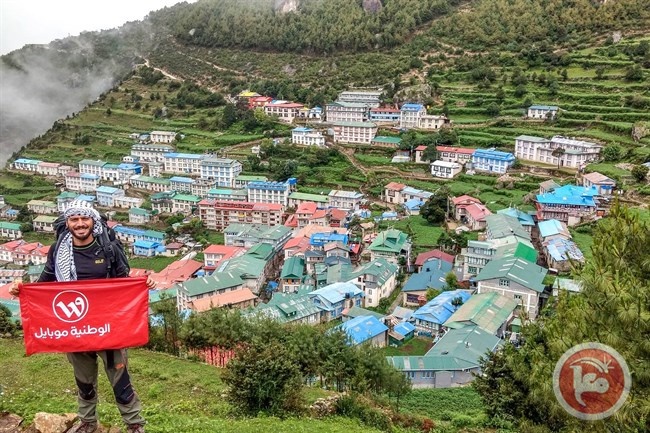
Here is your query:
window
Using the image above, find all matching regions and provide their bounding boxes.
[468,266,477,274]
[514,294,523,301]
[499,279,510,287]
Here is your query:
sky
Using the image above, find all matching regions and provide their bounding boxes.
[0,0,196,55]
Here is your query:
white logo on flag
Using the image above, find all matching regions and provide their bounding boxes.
[52,291,89,323]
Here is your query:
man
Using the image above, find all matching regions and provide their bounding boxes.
[11,200,153,433]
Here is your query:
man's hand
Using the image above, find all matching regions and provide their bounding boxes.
[146,276,156,289]
[9,281,22,297]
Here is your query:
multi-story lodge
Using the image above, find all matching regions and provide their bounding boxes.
[37,162,62,176]
[65,172,100,192]
[514,135,602,169]
[291,127,326,147]
[199,157,242,187]
[430,161,462,179]
[130,143,174,162]
[169,176,194,193]
[129,175,171,192]
[436,146,476,166]
[337,90,382,108]
[527,105,558,119]
[399,103,426,128]
[332,121,377,144]
[27,200,58,215]
[11,158,40,172]
[471,148,515,174]
[207,188,248,202]
[233,175,268,189]
[163,153,204,175]
[325,102,369,123]
[535,184,598,226]
[369,106,401,123]
[224,223,292,250]
[246,179,295,207]
[150,131,176,144]
[419,114,450,130]
[197,200,284,231]
[263,101,305,123]
[328,190,364,211]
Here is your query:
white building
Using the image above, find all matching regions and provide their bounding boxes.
[199,158,243,187]
[332,122,377,144]
[337,90,382,108]
[527,105,559,119]
[150,131,176,144]
[37,162,61,176]
[419,114,449,130]
[430,160,462,179]
[163,153,205,175]
[515,135,602,169]
[399,103,426,128]
[291,127,326,147]
[246,180,294,207]
[131,143,174,162]
[326,102,368,123]
[79,159,105,177]
[65,172,100,192]
[264,102,305,123]
[328,190,364,211]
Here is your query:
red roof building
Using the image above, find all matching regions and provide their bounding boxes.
[150,259,204,289]
[415,249,456,270]
[202,245,246,271]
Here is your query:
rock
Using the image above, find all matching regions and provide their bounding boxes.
[0,412,23,432]
[33,413,76,433]
[362,0,383,13]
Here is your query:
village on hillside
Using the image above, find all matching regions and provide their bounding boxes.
[0,89,641,389]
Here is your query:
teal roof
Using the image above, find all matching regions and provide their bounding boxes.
[288,191,329,203]
[281,256,305,280]
[221,255,267,278]
[57,191,78,199]
[129,207,151,216]
[225,224,292,242]
[79,159,106,166]
[143,230,165,240]
[0,222,21,230]
[28,264,45,276]
[0,299,21,323]
[333,121,377,128]
[496,207,535,227]
[345,306,385,320]
[474,257,547,292]
[149,288,177,303]
[178,273,243,296]
[246,243,275,261]
[173,194,201,202]
[372,136,402,144]
[251,290,322,323]
[444,292,519,334]
[236,175,268,182]
[495,241,538,263]
[369,229,409,254]
[486,214,530,241]
[350,258,398,286]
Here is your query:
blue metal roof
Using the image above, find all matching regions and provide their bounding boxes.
[310,232,348,246]
[292,127,313,132]
[401,103,425,111]
[96,186,121,194]
[412,290,472,325]
[472,148,515,161]
[393,322,416,336]
[404,198,424,210]
[80,173,99,180]
[536,185,597,206]
[496,207,535,226]
[402,259,453,292]
[336,315,388,345]
[246,181,290,191]
[164,153,203,159]
[546,238,584,262]
[310,282,363,305]
[169,176,195,183]
[134,240,160,248]
[538,219,565,238]
[529,105,558,110]
[114,226,146,235]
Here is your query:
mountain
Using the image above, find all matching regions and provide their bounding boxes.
[1,0,649,166]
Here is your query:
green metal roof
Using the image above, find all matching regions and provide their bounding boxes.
[444,292,519,334]
[281,256,305,280]
[345,306,385,320]
[129,207,151,216]
[225,224,292,242]
[474,257,547,292]
[333,121,377,128]
[149,288,177,303]
[221,255,267,278]
[27,200,57,207]
[252,291,322,323]
[0,222,21,230]
[236,175,268,182]
[485,214,530,241]
[173,194,201,202]
[495,241,538,263]
[79,159,106,166]
[143,229,165,240]
[246,243,274,261]
[288,192,329,202]
[135,176,171,185]
[426,325,502,363]
[369,229,409,254]
[349,258,399,287]
[57,192,78,199]
[372,136,402,144]
[177,273,243,296]
[28,264,45,276]
[33,215,58,223]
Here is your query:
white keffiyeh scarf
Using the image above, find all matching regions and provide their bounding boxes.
[55,200,104,282]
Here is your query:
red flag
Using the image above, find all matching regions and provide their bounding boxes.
[19,277,149,355]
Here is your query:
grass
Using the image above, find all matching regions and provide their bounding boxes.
[0,339,388,433]
[20,231,56,245]
[383,337,432,357]
[129,255,180,272]
[401,387,486,421]
[379,216,445,249]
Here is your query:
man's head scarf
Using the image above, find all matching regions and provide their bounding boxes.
[55,200,104,282]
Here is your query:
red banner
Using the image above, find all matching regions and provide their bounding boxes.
[19,277,149,355]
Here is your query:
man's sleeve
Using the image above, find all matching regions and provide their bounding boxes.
[113,241,131,278]
[37,245,57,282]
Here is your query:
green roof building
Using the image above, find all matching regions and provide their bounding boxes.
[368,229,411,264]
[280,256,305,292]
[444,292,519,336]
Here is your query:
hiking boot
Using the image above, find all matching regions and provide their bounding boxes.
[68,421,98,433]
[125,423,146,433]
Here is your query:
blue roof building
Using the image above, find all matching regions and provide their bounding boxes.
[310,232,349,247]
[309,282,363,321]
[402,258,454,305]
[335,315,389,346]
[496,207,535,232]
[411,290,472,336]
[133,240,166,257]
[535,185,598,226]
[471,148,515,174]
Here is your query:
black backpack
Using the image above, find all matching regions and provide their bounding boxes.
[53,213,130,278]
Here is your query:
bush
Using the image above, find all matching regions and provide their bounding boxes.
[335,395,392,432]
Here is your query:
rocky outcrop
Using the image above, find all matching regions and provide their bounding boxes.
[274,0,299,13]
[33,413,77,433]
[362,0,383,13]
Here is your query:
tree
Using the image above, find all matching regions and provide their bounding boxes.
[425,288,441,301]
[551,146,565,169]
[595,66,606,79]
[631,165,649,182]
[420,188,449,224]
[445,272,459,291]
[624,65,644,81]
[0,304,18,336]
[485,102,501,117]
[602,143,623,161]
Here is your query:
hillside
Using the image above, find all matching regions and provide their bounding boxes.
[0,339,490,433]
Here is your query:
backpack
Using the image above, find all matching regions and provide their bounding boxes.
[53,213,130,278]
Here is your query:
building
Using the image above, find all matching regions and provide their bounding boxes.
[113,226,165,245]
[95,186,125,207]
[527,105,559,119]
[128,208,154,225]
[252,286,323,325]
[419,114,450,130]
[582,172,615,196]
[233,175,268,189]
[444,292,519,337]
[287,192,329,208]
[368,229,411,265]
[197,200,284,231]
[436,146,475,166]
[12,158,40,172]
[248,95,273,109]
[163,153,205,175]
[414,249,455,273]
[349,258,399,308]
[280,256,305,293]
[247,179,295,207]
[456,235,537,281]
[169,176,195,193]
[535,185,598,226]
[369,107,401,123]
[383,182,406,205]
[129,175,171,192]
[474,257,548,320]
[430,160,462,179]
[37,161,61,176]
[451,195,492,231]
[399,103,426,128]
[130,143,174,162]
[32,215,57,232]
[175,273,245,311]
[542,237,585,272]
[332,121,377,144]
[202,245,246,272]
[27,200,58,215]
[264,101,305,123]
[325,101,368,123]
[224,223,292,250]
[150,130,176,144]
[65,172,100,192]
[402,259,455,307]
[471,148,515,174]
[371,136,402,147]
[411,290,472,335]
[199,158,243,187]
[309,282,364,322]
[78,159,106,177]
[514,135,602,169]
[328,190,364,211]
[496,207,535,234]
[335,315,388,347]
[291,127,326,147]
[337,90,382,107]
[207,188,248,202]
